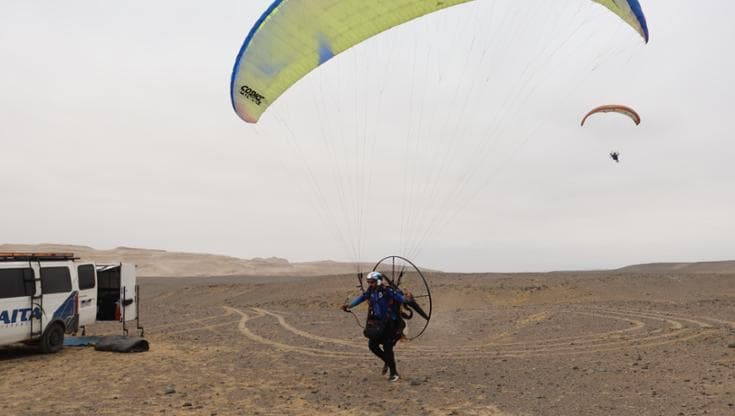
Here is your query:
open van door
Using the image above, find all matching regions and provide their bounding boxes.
[75,263,97,328]
[119,263,137,322]
[96,263,142,335]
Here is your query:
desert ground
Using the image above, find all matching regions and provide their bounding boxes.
[2,268,735,415]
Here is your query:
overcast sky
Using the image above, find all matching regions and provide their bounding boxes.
[1,1,733,272]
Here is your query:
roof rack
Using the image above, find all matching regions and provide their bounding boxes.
[0,252,78,262]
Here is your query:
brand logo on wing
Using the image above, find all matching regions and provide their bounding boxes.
[239,85,265,105]
[0,307,42,325]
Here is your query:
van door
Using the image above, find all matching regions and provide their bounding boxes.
[75,263,97,327]
[119,263,137,321]
[40,264,78,334]
[0,266,36,345]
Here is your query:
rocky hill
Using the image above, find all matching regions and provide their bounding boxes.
[0,243,370,277]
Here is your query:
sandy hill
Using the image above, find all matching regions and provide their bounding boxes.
[616,260,735,274]
[0,243,371,277]
[2,243,734,276]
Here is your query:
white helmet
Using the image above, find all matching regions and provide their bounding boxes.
[366,271,384,285]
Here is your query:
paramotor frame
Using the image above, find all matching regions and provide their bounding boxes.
[367,255,433,340]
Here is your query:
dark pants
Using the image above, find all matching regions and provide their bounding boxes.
[367,319,402,376]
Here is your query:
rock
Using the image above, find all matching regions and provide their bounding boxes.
[164,386,176,395]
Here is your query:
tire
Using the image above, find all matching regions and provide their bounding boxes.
[39,323,65,354]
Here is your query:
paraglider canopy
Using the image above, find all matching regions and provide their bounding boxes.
[581,104,641,126]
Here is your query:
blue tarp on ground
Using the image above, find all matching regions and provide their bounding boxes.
[63,336,101,346]
[63,335,149,352]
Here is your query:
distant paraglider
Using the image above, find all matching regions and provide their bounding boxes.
[581,105,641,163]
[580,104,641,127]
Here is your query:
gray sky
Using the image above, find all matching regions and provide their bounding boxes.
[1,0,733,272]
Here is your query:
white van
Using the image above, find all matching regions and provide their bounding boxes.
[0,252,141,353]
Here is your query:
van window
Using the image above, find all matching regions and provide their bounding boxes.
[40,267,72,294]
[77,264,96,290]
[0,268,35,299]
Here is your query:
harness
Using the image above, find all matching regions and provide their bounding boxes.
[363,288,404,342]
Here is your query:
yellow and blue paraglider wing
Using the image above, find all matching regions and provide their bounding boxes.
[230,0,474,124]
[592,0,649,43]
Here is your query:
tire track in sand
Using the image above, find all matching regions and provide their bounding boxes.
[224,306,364,359]
[227,305,720,359]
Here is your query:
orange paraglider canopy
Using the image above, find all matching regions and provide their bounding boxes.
[580,104,641,126]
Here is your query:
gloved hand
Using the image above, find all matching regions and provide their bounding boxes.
[341,304,349,312]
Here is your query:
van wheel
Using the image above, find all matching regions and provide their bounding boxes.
[40,323,65,354]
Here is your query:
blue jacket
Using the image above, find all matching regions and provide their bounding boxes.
[348,287,407,321]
